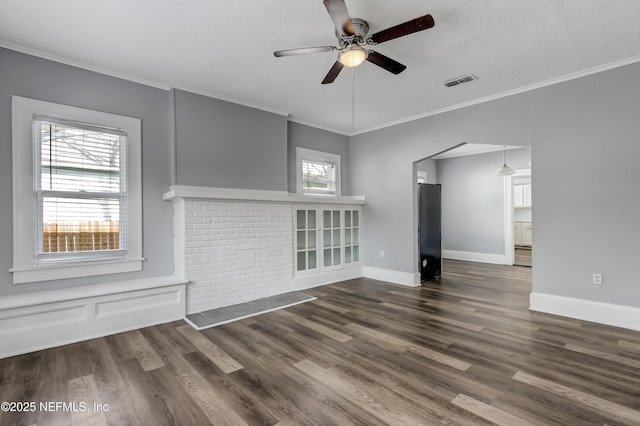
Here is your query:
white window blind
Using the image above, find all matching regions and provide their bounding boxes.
[301,159,336,195]
[35,116,127,261]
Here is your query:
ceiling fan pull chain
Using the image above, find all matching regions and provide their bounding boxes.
[351,65,356,130]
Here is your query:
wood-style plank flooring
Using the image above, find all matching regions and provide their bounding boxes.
[2,260,640,425]
[514,247,532,267]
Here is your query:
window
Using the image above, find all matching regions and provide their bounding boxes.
[36,117,125,258]
[11,96,143,284]
[296,148,341,196]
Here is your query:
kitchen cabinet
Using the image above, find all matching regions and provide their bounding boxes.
[522,222,532,246]
[514,184,532,208]
[514,222,532,247]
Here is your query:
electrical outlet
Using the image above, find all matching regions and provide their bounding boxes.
[380,250,385,258]
[592,273,602,285]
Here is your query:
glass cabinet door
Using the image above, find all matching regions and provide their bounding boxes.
[344,209,359,264]
[295,209,318,272]
[294,206,360,276]
[322,209,342,268]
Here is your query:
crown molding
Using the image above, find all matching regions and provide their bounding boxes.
[349,54,640,136]
[3,41,640,137]
[0,42,289,118]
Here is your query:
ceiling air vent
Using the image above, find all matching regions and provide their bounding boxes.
[444,74,478,88]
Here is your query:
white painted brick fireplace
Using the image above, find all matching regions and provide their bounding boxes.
[179,199,293,313]
[164,186,366,315]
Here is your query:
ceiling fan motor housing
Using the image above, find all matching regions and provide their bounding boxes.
[336,18,371,47]
[351,18,370,37]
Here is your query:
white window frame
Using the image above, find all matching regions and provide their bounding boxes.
[11,96,143,284]
[296,147,341,196]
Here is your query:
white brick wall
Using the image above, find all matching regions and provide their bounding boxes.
[175,200,294,314]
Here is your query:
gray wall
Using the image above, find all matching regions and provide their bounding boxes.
[415,158,437,184]
[437,148,531,254]
[0,47,174,296]
[287,121,350,195]
[174,89,288,190]
[531,64,640,306]
[350,94,535,273]
[351,61,640,308]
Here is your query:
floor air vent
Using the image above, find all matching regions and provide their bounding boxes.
[444,74,478,87]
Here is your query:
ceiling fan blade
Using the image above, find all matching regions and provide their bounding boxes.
[321,61,344,84]
[323,0,354,36]
[366,51,407,75]
[369,14,435,44]
[274,46,337,57]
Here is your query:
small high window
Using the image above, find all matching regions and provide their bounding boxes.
[296,148,341,196]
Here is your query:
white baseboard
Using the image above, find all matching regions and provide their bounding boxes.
[443,250,507,265]
[530,292,640,332]
[0,276,187,359]
[294,266,363,291]
[363,266,420,287]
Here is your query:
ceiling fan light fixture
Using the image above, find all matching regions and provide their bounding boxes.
[339,46,368,67]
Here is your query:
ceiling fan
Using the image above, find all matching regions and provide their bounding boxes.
[273,0,435,84]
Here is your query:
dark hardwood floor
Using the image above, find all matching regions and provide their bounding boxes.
[2,260,640,425]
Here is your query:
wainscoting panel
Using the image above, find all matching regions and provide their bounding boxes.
[0,279,186,359]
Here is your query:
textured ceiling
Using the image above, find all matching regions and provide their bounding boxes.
[2,0,640,135]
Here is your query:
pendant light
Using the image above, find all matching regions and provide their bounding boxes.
[494,146,516,176]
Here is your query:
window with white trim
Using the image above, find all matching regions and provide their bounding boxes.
[296,148,341,196]
[11,96,143,284]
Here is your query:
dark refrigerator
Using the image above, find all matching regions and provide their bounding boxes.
[418,184,442,282]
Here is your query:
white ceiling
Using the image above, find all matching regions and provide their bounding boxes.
[2,1,640,135]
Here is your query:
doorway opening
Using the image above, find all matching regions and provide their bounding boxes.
[504,169,532,266]
[413,143,465,282]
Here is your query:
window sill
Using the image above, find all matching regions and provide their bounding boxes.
[0,274,185,311]
[10,257,145,284]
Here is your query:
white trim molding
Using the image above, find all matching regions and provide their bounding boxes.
[163,185,365,205]
[350,54,640,136]
[0,276,187,359]
[3,42,640,137]
[443,250,508,265]
[363,266,421,287]
[529,292,640,332]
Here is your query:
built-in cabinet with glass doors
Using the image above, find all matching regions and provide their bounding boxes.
[295,207,360,275]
